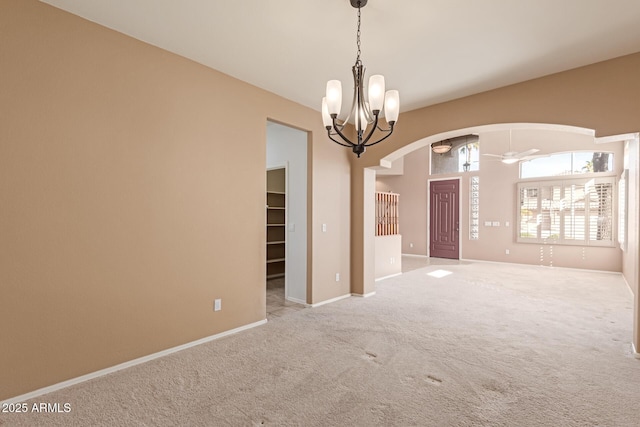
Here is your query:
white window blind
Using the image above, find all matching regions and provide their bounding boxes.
[517,177,615,246]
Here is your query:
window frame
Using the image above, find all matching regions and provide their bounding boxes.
[519,151,614,179]
[618,170,629,251]
[469,176,479,240]
[516,175,616,247]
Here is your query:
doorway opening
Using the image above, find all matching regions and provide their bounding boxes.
[429,178,461,259]
[266,166,286,283]
[266,121,308,318]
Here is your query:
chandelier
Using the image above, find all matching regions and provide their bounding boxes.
[321,0,400,158]
[431,140,453,154]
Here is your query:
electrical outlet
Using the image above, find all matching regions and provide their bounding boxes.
[335,273,340,282]
[214,299,222,311]
[322,224,327,233]
[409,243,414,248]
[505,249,510,255]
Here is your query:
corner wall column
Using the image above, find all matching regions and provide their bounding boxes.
[351,167,376,296]
[634,137,640,356]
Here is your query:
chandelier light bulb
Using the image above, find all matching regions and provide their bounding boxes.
[357,107,368,133]
[321,97,332,128]
[368,75,385,112]
[325,80,342,116]
[384,90,400,123]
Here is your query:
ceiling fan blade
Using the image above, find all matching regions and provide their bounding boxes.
[515,148,540,158]
[482,153,504,158]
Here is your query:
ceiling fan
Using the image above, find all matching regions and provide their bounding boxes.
[482,130,539,164]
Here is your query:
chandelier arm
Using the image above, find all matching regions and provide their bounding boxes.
[341,105,354,128]
[343,64,360,128]
[360,112,380,146]
[353,63,374,124]
[333,119,346,132]
[331,117,357,147]
[327,132,354,148]
[363,123,395,147]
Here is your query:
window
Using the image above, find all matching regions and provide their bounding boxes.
[469,176,479,240]
[517,177,614,246]
[618,170,628,250]
[520,152,613,179]
[431,136,479,175]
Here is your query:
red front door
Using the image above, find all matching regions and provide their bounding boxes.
[429,179,460,259]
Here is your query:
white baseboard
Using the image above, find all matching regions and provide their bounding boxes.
[401,253,428,258]
[461,258,623,275]
[286,296,307,306]
[620,274,635,297]
[309,293,351,308]
[375,272,402,282]
[309,291,378,307]
[352,291,376,298]
[0,319,267,405]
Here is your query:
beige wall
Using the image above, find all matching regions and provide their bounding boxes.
[378,128,624,271]
[376,147,430,255]
[350,168,376,296]
[374,235,402,280]
[0,0,350,400]
[4,0,639,401]
[354,52,640,351]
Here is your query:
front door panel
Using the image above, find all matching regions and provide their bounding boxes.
[430,179,460,259]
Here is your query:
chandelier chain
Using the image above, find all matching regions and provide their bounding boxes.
[356,3,362,64]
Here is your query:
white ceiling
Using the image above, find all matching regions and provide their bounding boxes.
[42,0,640,114]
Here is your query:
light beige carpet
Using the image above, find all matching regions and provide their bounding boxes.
[2,261,640,426]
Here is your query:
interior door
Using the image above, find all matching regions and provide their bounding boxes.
[429,179,460,259]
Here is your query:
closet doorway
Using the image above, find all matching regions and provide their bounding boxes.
[266,121,308,317]
[266,166,286,282]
